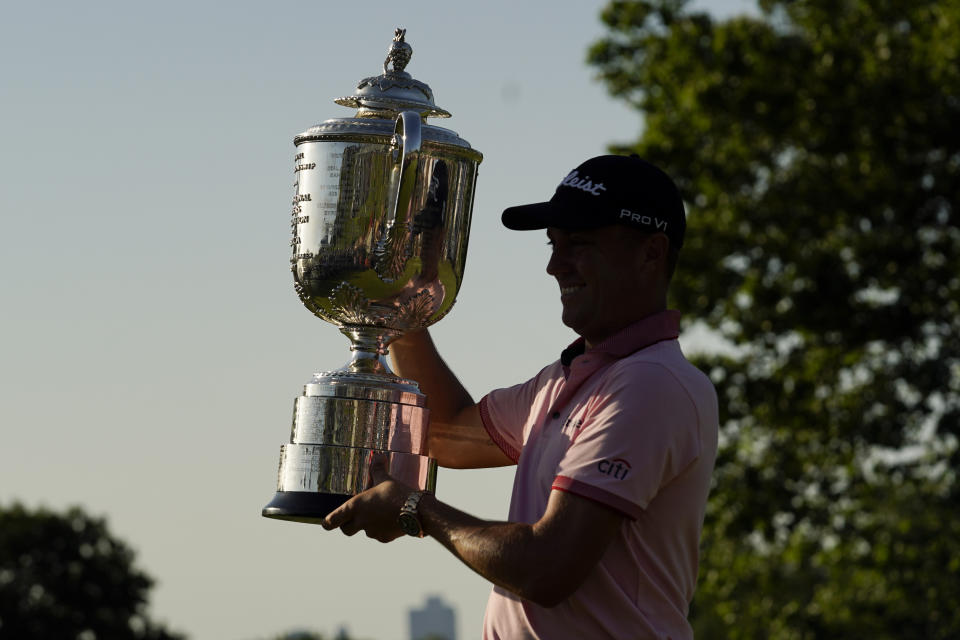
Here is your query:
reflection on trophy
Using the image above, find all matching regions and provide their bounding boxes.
[262,29,483,524]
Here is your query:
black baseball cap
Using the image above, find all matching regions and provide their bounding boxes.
[501,154,686,248]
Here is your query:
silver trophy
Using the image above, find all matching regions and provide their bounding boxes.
[262,29,482,524]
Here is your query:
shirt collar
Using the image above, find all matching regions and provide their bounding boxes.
[559,310,681,367]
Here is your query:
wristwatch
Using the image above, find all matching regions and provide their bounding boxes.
[398,490,426,537]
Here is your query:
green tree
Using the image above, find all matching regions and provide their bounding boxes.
[589,1,959,638]
[0,503,184,639]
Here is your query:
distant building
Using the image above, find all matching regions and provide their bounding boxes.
[409,594,456,640]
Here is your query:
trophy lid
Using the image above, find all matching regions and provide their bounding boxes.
[334,28,451,120]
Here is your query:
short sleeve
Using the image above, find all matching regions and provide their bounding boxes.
[552,362,702,519]
[479,363,560,464]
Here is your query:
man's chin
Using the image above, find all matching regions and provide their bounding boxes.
[560,312,584,336]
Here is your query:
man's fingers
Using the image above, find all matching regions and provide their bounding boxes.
[323,506,360,536]
[339,521,361,536]
[320,476,405,542]
[322,500,353,530]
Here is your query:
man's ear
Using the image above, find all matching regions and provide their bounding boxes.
[641,233,670,268]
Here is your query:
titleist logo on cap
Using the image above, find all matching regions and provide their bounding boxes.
[560,170,607,196]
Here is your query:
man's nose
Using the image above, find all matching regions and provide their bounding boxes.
[546,246,567,276]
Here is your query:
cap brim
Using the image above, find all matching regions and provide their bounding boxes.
[501,202,606,231]
[501,202,554,230]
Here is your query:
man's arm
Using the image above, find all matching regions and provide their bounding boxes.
[323,460,625,608]
[419,485,624,607]
[390,329,512,468]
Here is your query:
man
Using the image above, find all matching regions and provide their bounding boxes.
[322,155,719,639]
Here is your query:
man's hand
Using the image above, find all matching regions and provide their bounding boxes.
[321,455,414,543]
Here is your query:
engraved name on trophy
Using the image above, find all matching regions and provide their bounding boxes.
[262,29,482,524]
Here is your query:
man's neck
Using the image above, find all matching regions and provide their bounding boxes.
[583,303,668,349]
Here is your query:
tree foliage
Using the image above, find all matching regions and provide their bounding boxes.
[0,503,184,640]
[589,1,959,637]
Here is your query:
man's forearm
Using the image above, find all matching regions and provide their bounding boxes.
[417,494,573,607]
[391,331,512,468]
[389,329,475,423]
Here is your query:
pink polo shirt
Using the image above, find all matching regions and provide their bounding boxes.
[478,311,718,640]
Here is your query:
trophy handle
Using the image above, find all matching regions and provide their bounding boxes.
[335,112,424,379]
[393,110,422,225]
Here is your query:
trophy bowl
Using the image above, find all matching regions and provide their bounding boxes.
[263,29,482,524]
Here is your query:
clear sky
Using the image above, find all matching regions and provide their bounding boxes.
[1,1,754,638]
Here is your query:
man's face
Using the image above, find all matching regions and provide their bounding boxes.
[546,225,663,347]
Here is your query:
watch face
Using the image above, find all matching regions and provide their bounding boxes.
[398,512,421,537]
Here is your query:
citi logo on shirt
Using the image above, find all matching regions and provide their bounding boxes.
[598,458,631,480]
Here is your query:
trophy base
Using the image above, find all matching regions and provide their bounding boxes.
[261,491,352,524]
[263,365,436,527]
